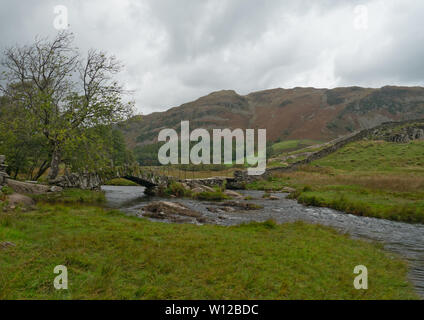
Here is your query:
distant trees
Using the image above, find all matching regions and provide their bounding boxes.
[0,32,134,180]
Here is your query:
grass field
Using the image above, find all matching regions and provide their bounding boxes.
[249,140,424,223]
[0,202,417,299]
[30,188,106,204]
[315,140,424,173]
[271,139,322,154]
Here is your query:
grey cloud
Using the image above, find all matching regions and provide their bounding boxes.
[0,0,422,114]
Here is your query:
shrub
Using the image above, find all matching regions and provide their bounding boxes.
[302,185,313,192]
[164,182,192,198]
[332,194,348,211]
[1,186,14,196]
[194,191,229,201]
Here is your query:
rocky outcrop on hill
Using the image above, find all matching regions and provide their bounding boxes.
[369,124,424,143]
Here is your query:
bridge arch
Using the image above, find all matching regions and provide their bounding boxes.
[121,175,158,189]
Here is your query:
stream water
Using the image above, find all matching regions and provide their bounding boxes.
[102,185,424,298]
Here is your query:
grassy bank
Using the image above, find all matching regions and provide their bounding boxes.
[103,178,139,186]
[0,202,417,299]
[250,140,424,223]
[163,182,230,201]
[271,139,322,154]
[30,188,106,205]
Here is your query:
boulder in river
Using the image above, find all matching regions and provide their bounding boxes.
[281,187,296,193]
[141,201,208,224]
[190,185,216,194]
[268,195,280,200]
[224,190,244,199]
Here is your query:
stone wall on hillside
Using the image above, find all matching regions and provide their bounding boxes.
[266,119,424,175]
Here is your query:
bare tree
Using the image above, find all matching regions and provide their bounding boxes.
[0,32,133,180]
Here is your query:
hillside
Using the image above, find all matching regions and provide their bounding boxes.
[118,86,424,165]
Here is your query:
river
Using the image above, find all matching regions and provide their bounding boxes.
[102,185,424,298]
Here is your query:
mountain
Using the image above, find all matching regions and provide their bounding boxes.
[119,86,424,156]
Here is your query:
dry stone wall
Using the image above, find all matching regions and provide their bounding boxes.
[266,119,424,175]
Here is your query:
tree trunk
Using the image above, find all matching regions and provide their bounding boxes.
[48,149,61,181]
[13,167,19,179]
[34,160,50,181]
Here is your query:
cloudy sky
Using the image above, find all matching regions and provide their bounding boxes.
[0,0,423,114]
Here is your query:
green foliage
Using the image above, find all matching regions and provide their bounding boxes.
[0,32,134,180]
[0,93,50,179]
[0,204,417,299]
[134,142,163,166]
[103,178,138,186]
[303,185,313,192]
[1,186,14,196]
[193,190,229,201]
[63,126,135,173]
[164,182,192,197]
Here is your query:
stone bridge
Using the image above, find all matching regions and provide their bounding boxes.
[1,153,254,195]
[49,165,172,194]
[49,165,254,194]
